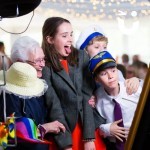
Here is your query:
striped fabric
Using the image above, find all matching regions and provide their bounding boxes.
[16,117,50,144]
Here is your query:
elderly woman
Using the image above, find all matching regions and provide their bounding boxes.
[0,36,66,150]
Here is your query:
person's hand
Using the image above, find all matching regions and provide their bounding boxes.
[84,141,96,150]
[110,119,129,142]
[125,77,139,95]
[88,95,96,108]
[42,121,66,134]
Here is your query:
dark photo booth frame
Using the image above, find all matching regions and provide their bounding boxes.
[125,65,150,150]
[0,0,41,18]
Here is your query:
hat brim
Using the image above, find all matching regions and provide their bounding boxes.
[94,62,117,73]
[101,62,117,70]
[0,71,45,97]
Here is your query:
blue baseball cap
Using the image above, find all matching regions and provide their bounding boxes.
[89,51,116,74]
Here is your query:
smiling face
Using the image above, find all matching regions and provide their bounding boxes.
[47,22,73,59]
[95,67,119,92]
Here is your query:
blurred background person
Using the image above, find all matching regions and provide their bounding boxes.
[132,54,140,64]
[132,61,148,80]
[121,54,130,68]
[117,63,127,79]
[126,64,136,79]
[0,41,12,70]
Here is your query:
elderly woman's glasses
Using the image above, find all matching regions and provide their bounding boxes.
[26,58,45,65]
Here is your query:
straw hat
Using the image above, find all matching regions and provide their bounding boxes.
[0,62,47,97]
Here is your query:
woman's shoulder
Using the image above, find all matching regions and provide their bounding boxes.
[77,49,90,64]
[42,66,53,80]
[42,66,51,73]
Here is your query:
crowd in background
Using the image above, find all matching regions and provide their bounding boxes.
[117,54,148,80]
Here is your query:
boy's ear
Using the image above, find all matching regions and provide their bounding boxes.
[46,36,53,44]
[94,75,99,82]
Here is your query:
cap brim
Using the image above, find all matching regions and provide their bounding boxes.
[101,62,117,70]
[94,61,117,73]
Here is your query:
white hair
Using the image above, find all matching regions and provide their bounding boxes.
[11,36,40,63]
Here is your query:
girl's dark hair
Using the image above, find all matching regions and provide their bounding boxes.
[42,17,78,72]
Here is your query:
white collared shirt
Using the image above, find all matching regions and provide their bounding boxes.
[96,81,142,139]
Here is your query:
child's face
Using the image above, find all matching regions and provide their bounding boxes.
[86,40,107,58]
[47,22,73,58]
[95,67,119,90]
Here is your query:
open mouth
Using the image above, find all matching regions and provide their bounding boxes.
[64,46,71,54]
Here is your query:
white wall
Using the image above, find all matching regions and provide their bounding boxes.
[0,7,149,65]
[72,17,150,65]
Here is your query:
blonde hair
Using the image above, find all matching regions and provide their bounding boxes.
[88,36,108,45]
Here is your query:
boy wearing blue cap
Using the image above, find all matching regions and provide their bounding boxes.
[76,24,141,95]
[76,24,108,58]
[89,51,142,150]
